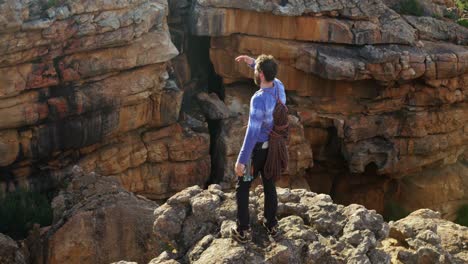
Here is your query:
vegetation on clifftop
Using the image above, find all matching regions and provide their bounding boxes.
[396,0,424,16]
[46,0,66,8]
[383,200,410,222]
[0,188,53,239]
[456,0,468,11]
[455,204,468,227]
[456,0,468,27]
[457,18,468,27]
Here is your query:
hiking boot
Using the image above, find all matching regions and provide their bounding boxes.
[262,221,280,238]
[230,227,251,243]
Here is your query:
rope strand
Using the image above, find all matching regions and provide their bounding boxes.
[263,90,289,181]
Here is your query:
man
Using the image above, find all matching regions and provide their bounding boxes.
[231,54,286,243]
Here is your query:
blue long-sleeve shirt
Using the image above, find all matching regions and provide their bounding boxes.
[237,64,286,165]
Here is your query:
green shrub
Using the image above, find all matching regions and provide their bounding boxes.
[41,0,65,10]
[444,10,459,20]
[397,0,424,16]
[456,0,468,11]
[383,201,410,222]
[455,204,468,227]
[457,18,468,27]
[0,188,53,239]
[47,0,59,8]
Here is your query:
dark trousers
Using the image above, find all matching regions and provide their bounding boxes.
[236,142,278,231]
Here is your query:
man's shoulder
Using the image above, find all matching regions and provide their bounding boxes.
[253,91,266,99]
[274,78,284,87]
[251,91,267,106]
[274,78,287,104]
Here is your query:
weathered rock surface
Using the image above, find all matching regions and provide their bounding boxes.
[27,166,159,264]
[0,0,211,199]
[0,0,169,67]
[152,185,391,264]
[396,161,468,220]
[404,15,468,45]
[106,186,468,264]
[190,0,468,217]
[2,1,467,264]
[384,0,457,17]
[0,233,27,264]
[381,209,468,264]
[196,92,231,120]
[210,34,468,86]
[192,0,417,45]
[73,123,210,199]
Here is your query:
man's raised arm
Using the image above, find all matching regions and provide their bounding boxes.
[235,55,255,69]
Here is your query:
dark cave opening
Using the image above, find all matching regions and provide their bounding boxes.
[192,38,226,187]
[174,28,226,186]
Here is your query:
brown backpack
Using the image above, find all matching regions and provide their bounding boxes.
[263,89,289,180]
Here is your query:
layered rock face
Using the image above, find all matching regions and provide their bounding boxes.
[147,185,468,264]
[2,1,467,264]
[0,0,210,199]
[190,0,468,217]
[396,160,468,220]
[26,166,159,264]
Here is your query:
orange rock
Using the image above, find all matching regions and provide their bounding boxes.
[0,62,58,99]
[142,123,183,142]
[170,54,191,86]
[59,30,178,81]
[193,7,413,45]
[0,102,49,130]
[400,105,467,137]
[396,161,468,220]
[332,172,388,213]
[44,169,159,264]
[0,129,20,166]
[304,127,329,157]
[151,85,184,128]
[116,157,211,199]
[0,0,167,67]
[67,124,211,198]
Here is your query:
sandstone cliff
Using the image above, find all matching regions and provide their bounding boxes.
[184,0,468,218]
[1,0,467,219]
[0,0,211,199]
[0,2,468,263]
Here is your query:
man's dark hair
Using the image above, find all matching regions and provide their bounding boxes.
[255,54,278,82]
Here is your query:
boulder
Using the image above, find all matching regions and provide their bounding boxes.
[0,233,27,264]
[196,92,231,120]
[381,209,468,264]
[32,166,160,264]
